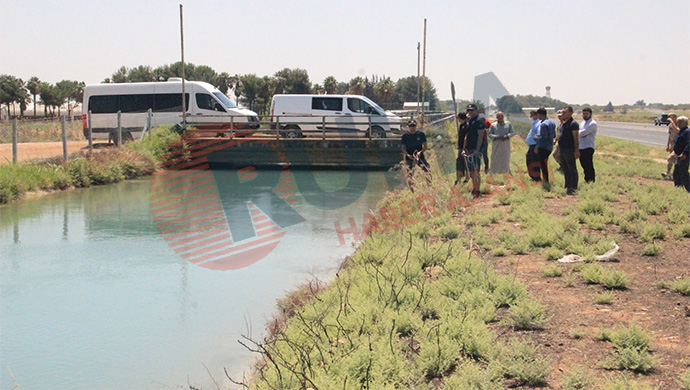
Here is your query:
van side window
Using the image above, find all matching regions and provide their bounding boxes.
[154,94,190,112]
[196,93,226,112]
[312,97,343,111]
[120,94,154,113]
[89,95,119,114]
[347,98,376,114]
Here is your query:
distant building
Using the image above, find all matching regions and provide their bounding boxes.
[403,102,429,111]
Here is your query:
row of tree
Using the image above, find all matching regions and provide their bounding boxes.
[0,75,84,118]
[103,62,440,115]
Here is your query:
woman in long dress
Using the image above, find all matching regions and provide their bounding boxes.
[488,111,515,174]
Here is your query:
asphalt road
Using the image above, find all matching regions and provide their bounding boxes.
[596,121,668,147]
[509,116,669,147]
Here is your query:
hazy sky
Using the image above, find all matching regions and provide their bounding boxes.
[2,0,688,105]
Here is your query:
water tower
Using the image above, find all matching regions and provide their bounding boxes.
[545,86,551,98]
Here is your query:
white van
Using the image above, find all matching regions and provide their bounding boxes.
[270,94,401,138]
[82,79,259,143]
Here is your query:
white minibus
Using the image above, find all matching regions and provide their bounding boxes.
[82,79,259,143]
[270,94,401,138]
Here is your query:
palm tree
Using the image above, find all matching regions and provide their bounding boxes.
[348,77,365,95]
[27,77,41,117]
[312,84,323,94]
[373,77,395,108]
[323,76,337,95]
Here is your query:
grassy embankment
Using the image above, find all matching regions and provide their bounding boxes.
[0,127,181,204]
[242,121,689,389]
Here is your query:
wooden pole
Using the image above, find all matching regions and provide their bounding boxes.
[12,119,18,163]
[61,115,68,160]
[180,4,187,131]
[416,42,420,116]
[421,19,427,125]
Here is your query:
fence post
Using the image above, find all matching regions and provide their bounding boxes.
[61,115,68,161]
[368,115,372,139]
[322,116,326,140]
[117,110,122,147]
[276,116,280,140]
[231,115,235,137]
[147,109,152,138]
[12,119,18,163]
[88,110,93,154]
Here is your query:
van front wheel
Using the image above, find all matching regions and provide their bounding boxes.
[283,126,302,139]
[371,126,386,139]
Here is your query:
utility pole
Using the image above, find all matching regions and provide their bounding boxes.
[421,18,427,125]
[180,4,187,131]
[416,42,420,117]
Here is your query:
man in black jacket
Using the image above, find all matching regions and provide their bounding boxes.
[672,116,690,192]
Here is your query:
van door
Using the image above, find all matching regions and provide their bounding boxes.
[311,97,346,133]
[346,97,381,135]
[191,87,229,136]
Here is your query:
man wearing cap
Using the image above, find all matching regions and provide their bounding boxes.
[401,119,430,174]
[557,106,580,194]
[455,112,470,185]
[462,104,486,198]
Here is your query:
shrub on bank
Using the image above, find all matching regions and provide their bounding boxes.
[0,127,180,204]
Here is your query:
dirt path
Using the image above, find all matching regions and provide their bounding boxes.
[0,141,101,163]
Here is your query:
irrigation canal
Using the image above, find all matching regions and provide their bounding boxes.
[0,169,402,389]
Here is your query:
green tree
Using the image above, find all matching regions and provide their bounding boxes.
[348,76,366,95]
[0,75,29,118]
[215,72,232,94]
[38,82,59,117]
[110,66,129,83]
[323,76,337,94]
[373,77,395,108]
[391,76,439,110]
[238,74,266,112]
[273,68,311,94]
[604,101,614,112]
[26,76,41,118]
[634,99,646,107]
[496,95,523,114]
[312,84,323,94]
[127,65,156,82]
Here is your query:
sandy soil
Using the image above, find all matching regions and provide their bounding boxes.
[0,141,108,163]
[464,179,690,388]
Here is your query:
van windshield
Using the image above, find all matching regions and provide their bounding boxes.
[213,92,238,109]
[361,96,385,115]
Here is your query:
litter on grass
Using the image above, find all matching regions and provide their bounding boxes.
[557,241,620,263]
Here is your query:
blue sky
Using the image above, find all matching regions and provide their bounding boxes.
[2,0,688,104]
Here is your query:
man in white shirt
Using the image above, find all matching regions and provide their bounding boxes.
[578,107,597,183]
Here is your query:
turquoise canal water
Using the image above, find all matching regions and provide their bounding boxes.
[0,169,401,389]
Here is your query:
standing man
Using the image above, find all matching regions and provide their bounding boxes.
[533,107,556,184]
[557,106,580,194]
[672,116,690,192]
[578,108,598,183]
[462,104,486,198]
[662,113,679,179]
[401,119,430,189]
[526,111,541,181]
[455,112,470,185]
[487,111,515,174]
[479,108,490,174]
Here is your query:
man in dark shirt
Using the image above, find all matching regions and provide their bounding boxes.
[401,119,430,172]
[557,106,580,194]
[462,104,486,198]
[455,112,469,185]
[672,116,690,192]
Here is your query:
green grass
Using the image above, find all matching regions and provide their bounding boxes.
[595,290,616,305]
[0,127,181,204]
[0,118,84,142]
[542,264,563,277]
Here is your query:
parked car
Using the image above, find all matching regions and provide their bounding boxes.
[654,113,670,126]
